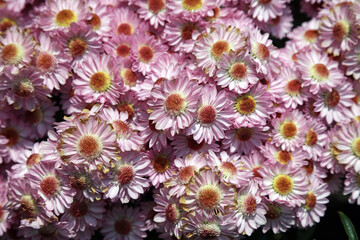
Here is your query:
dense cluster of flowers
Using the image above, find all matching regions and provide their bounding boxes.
[0,0,360,239]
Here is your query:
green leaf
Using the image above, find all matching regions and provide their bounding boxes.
[338,211,359,240]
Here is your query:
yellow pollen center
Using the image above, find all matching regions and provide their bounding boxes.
[152,154,169,173]
[89,72,111,92]
[0,18,16,32]
[280,121,297,139]
[182,0,203,11]
[333,20,350,40]
[138,45,154,63]
[311,63,329,81]
[36,52,56,73]
[229,62,247,80]
[1,43,24,64]
[324,90,340,108]
[255,43,270,60]
[196,184,222,209]
[76,134,103,160]
[165,92,187,115]
[86,14,101,30]
[304,192,316,210]
[121,68,137,87]
[305,129,318,146]
[13,78,34,97]
[178,166,195,184]
[148,0,166,14]
[68,38,87,57]
[181,23,197,40]
[352,138,360,157]
[235,95,256,115]
[304,30,318,43]
[116,44,131,58]
[211,40,230,60]
[117,23,133,35]
[235,127,254,141]
[286,79,302,95]
[220,162,237,177]
[273,175,293,195]
[55,9,77,27]
[276,151,292,164]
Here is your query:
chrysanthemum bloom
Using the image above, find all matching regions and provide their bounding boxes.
[242,150,266,182]
[0,67,50,111]
[259,162,308,207]
[233,182,267,236]
[318,3,358,56]
[39,0,90,32]
[32,32,71,91]
[230,84,273,128]
[313,81,355,124]
[116,60,145,93]
[153,187,184,239]
[337,122,360,173]
[296,180,330,228]
[262,200,295,234]
[249,0,286,22]
[193,25,246,77]
[103,151,150,203]
[149,78,201,136]
[116,92,143,126]
[58,23,102,67]
[0,27,34,72]
[110,8,145,37]
[287,19,320,50]
[136,0,168,29]
[343,44,360,80]
[187,86,232,144]
[261,142,308,168]
[261,8,293,39]
[181,170,235,214]
[144,146,176,188]
[296,50,346,94]
[271,109,307,151]
[101,206,147,240]
[131,33,168,75]
[61,197,105,232]
[301,118,327,159]
[167,0,217,16]
[27,162,75,215]
[10,142,43,178]
[223,125,269,154]
[216,51,259,94]
[104,34,133,60]
[162,13,207,53]
[183,211,238,240]
[343,171,360,205]
[208,151,253,188]
[85,0,112,37]
[100,108,143,152]
[58,116,117,170]
[164,152,207,198]
[0,9,20,34]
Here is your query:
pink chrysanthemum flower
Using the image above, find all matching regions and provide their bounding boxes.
[344,171,360,205]
[101,205,147,240]
[296,50,346,94]
[149,78,201,136]
[216,51,259,94]
[181,170,235,214]
[301,118,327,159]
[193,25,246,77]
[277,41,301,68]
[59,116,117,170]
[0,27,34,72]
[58,23,102,67]
[110,8,145,37]
[230,84,273,128]
[318,3,358,56]
[164,152,207,198]
[144,146,176,188]
[153,187,184,239]
[343,43,360,80]
[313,80,355,124]
[167,0,217,16]
[262,200,295,234]
[183,211,238,240]
[116,92,143,127]
[337,122,360,173]
[136,0,168,29]
[187,86,232,144]
[223,125,269,154]
[32,32,71,91]
[100,108,143,152]
[262,8,293,39]
[271,110,307,151]
[296,180,330,228]
[233,182,267,236]
[287,19,320,50]
[27,162,75,215]
[104,34,133,60]
[85,0,112,37]
[249,0,286,22]
[103,151,150,203]
[242,150,266,182]
[10,142,43,178]
[39,0,90,32]
[61,196,105,232]
[259,162,308,207]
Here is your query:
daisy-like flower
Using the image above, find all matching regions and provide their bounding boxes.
[61,196,105,232]
[101,108,143,152]
[32,32,71,91]
[193,25,246,77]
[262,200,296,234]
[216,51,259,94]
[249,0,286,22]
[183,211,238,240]
[0,27,34,72]
[337,122,360,173]
[313,81,355,124]
[136,0,167,29]
[110,8,145,37]
[149,78,201,136]
[85,0,112,37]
[103,151,150,203]
[181,170,235,214]
[167,0,217,16]
[230,83,273,128]
[39,0,90,32]
[301,118,327,159]
[73,53,122,105]
[287,19,320,50]
[271,109,307,151]
[318,3,358,56]
[10,142,43,178]
[144,146,176,188]
[101,205,147,240]
[104,34,133,60]
[343,43,360,80]
[242,150,266,182]
[153,187,184,239]
[296,50,346,94]
[296,180,330,228]
[58,115,117,170]
[343,171,360,205]
[187,86,232,144]
[259,162,308,207]
[164,152,207,198]
[131,33,168,75]
[27,162,75,215]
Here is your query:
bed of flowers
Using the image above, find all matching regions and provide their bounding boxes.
[0,0,360,239]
